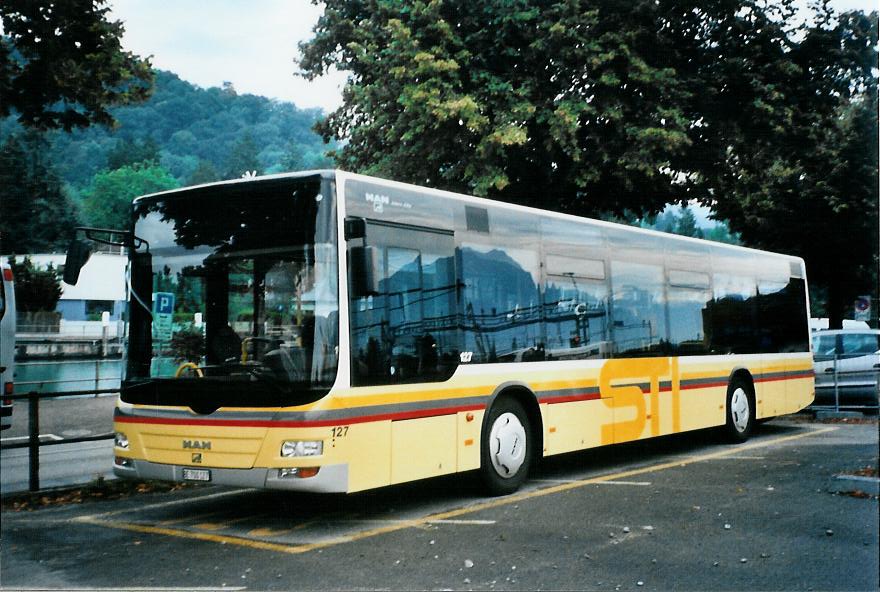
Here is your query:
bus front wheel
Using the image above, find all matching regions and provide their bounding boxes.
[481,397,532,495]
[724,378,755,443]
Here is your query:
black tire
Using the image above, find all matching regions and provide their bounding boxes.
[724,377,755,443]
[481,397,532,496]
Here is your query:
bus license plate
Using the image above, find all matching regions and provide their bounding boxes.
[182,468,211,482]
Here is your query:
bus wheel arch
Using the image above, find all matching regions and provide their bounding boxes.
[724,369,756,442]
[480,385,542,496]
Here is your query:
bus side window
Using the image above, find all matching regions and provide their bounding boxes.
[610,261,667,356]
[542,255,610,360]
[459,244,541,363]
[350,243,458,386]
[666,271,711,355]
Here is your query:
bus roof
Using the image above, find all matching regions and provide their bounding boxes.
[132,169,804,267]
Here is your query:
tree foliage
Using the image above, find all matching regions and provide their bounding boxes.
[7,256,62,312]
[706,8,878,327]
[106,137,160,170]
[301,0,877,327]
[0,132,77,253]
[81,164,179,230]
[223,133,262,179]
[0,70,336,189]
[0,0,153,130]
[187,159,220,187]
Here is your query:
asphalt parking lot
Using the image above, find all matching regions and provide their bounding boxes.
[2,418,877,591]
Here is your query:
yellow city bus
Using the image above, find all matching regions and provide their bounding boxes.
[71,170,813,495]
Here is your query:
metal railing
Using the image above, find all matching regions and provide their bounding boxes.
[1,388,118,492]
[14,359,122,394]
[810,353,880,413]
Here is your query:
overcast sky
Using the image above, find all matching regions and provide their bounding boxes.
[110,0,876,115]
[109,0,347,112]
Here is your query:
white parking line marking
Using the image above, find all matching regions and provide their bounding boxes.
[81,488,254,520]
[76,427,837,556]
[1,433,62,443]
[533,479,652,486]
[531,479,578,484]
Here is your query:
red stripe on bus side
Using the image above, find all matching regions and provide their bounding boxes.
[115,372,814,430]
[540,392,602,405]
[755,371,815,383]
[115,403,487,429]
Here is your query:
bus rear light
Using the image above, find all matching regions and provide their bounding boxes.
[2,267,12,281]
[3,381,12,395]
[278,467,320,479]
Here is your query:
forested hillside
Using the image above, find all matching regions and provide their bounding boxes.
[0,70,335,253]
[0,70,334,192]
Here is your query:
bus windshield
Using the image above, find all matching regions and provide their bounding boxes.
[123,175,338,411]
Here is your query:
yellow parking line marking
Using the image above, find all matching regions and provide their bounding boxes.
[75,516,316,554]
[593,481,652,486]
[428,519,496,525]
[247,527,293,538]
[158,510,225,527]
[193,513,267,531]
[77,427,836,555]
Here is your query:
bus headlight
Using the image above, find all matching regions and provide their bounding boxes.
[280,440,323,457]
[114,432,129,450]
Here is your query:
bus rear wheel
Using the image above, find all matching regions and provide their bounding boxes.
[481,397,532,496]
[724,378,755,443]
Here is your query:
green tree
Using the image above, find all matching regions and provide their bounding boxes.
[106,137,160,170]
[7,256,62,311]
[1,70,335,190]
[222,132,262,180]
[674,206,703,239]
[187,159,220,186]
[0,132,77,253]
[708,9,878,328]
[300,1,703,213]
[81,164,179,230]
[702,222,741,246]
[0,0,153,130]
[300,0,877,328]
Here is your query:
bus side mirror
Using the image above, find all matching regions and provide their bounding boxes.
[349,246,380,298]
[63,239,92,285]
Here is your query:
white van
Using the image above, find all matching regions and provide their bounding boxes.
[1,262,15,430]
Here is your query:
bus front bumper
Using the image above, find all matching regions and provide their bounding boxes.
[113,459,349,493]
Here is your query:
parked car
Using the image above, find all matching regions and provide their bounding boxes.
[812,329,880,409]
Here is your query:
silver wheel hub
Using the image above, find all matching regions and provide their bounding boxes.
[731,387,750,432]
[489,412,527,478]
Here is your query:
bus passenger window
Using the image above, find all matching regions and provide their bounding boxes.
[706,273,757,354]
[610,261,667,356]
[349,245,458,385]
[460,244,541,363]
[667,270,711,355]
[543,269,610,360]
[667,286,710,355]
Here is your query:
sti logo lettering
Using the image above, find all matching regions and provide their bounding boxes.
[600,358,682,444]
